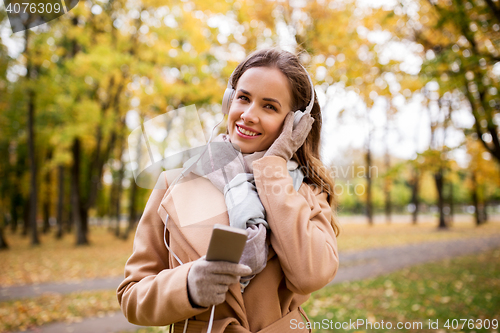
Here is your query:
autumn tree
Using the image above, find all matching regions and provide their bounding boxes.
[465,137,500,224]
[0,10,12,249]
[399,0,500,167]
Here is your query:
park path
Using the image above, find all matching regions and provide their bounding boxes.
[5,235,500,333]
[0,276,124,302]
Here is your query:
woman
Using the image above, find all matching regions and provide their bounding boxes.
[117,48,340,333]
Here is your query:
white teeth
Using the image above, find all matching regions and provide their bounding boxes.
[238,125,259,136]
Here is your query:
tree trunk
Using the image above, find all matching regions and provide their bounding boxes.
[66,178,74,233]
[411,167,420,224]
[85,80,125,220]
[447,182,454,226]
[434,169,447,229]
[0,233,8,249]
[366,146,373,225]
[482,200,488,223]
[113,176,121,239]
[384,151,391,224]
[471,171,482,226]
[124,122,143,240]
[63,17,80,237]
[124,179,138,240]
[0,219,8,250]
[109,167,119,234]
[23,198,29,236]
[72,138,88,245]
[114,137,127,238]
[42,154,52,233]
[26,27,39,246]
[9,211,17,233]
[28,89,39,245]
[481,184,488,223]
[10,194,20,233]
[42,199,50,233]
[81,208,89,242]
[56,164,65,239]
[80,78,125,242]
[10,136,29,234]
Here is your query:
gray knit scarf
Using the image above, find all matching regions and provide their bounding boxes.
[182,134,304,289]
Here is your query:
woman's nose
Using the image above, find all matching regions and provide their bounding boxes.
[240,103,259,124]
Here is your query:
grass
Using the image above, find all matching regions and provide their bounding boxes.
[302,248,500,332]
[0,290,119,333]
[0,226,134,286]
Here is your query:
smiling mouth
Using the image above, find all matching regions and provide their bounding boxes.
[236,124,261,137]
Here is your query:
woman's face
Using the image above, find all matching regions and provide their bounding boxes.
[227,66,292,154]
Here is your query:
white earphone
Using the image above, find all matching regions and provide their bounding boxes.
[221,64,315,129]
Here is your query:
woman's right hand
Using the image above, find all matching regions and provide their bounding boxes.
[187,257,252,308]
[264,111,314,161]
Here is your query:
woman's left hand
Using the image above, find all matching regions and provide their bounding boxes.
[264,111,314,161]
[239,224,268,278]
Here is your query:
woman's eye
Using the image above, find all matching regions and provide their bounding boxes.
[265,104,278,112]
[238,95,249,102]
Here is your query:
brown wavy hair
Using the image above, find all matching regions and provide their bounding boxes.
[228,48,339,236]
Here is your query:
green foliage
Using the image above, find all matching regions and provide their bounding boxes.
[407,0,500,162]
[303,248,500,332]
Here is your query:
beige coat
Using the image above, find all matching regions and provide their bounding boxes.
[117,156,339,332]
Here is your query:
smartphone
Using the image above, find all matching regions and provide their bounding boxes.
[206,224,248,263]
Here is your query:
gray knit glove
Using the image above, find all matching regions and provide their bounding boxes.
[187,257,251,308]
[240,224,268,283]
[264,111,314,161]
